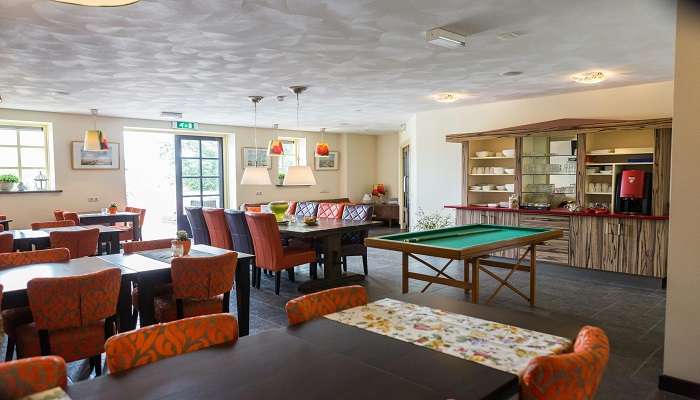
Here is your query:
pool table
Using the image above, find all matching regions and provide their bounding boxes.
[365,224,562,306]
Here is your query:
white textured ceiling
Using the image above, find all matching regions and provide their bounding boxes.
[0,0,676,133]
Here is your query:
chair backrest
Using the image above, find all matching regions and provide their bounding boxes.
[27,268,121,331]
[317,202,344,219]
[224,210,254,254]
[342,204,374,221]
[0,248,70,269]
[0,356,67,398]
[202,208,232,250]
[61,212,80,225]
[245,212,284,268]
[53,210,65,221]
[171,252,237,299]
[285,285,368,326]
[49,228,99,258]
[105,313,238,374]
[285,201,297,216]
[125,206,146,226]
[295,201,319,217]
[0,225,3,232]
[0,232,13,254]
[31,220,76,230]
[123,238,173,254]
[520,326,610,400]
[185,207,210,245]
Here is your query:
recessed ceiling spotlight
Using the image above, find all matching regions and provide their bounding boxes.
[430,92,469,103]
[53,90,70,96]
[501,71,523,77]
[571,71,609,84]
[160,111,183,120]
[497,32,523,41]
[53,0,139,6]
[426,28,467,48]
[276,96,286,102]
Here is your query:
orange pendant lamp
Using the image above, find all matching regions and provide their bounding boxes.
[267,138,284,156]
[315,128,330,157]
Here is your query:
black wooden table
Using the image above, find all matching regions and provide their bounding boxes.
[0,219,11,231]
[278,218,380,293]
[98,245,254,336]
[78,212,142,241]
[9,225,121,254]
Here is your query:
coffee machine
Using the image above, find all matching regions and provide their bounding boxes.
[614,169,652,215]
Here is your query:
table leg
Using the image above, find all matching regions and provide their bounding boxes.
[137,273,157,327]
[402,252,409,294]
[132,215,142,241]
[471,258,480,304]
[463,260,470,297]
[298,234,364,293]
[235,257,251,337]
[529,245,536,306]
[117,276,134,332]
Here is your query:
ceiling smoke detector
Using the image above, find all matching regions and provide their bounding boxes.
[160,111,183,120]
[426,28,466,48]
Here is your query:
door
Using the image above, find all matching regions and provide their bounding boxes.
[402,145,410,228]
[175,136,225,232]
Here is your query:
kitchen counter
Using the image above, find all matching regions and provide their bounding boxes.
[444,205,669,221]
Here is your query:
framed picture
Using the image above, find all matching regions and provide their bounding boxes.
[242,147,271,169]
[315,151,339,170]
[72,142,120,169]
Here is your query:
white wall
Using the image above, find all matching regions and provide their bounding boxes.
[405,81,674,228]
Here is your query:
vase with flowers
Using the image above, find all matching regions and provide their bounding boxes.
[371,183,386,203]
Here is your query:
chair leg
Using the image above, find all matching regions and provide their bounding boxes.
[275,271,281,295]
[91,355,102,376]
[286,268,295,282]
[256,268,262,289]
[310,262,318,280]
[342,256,348,272]
[362,254,369,276]
[131,308,139,330]
[5,338,14,361]
[251,267,258,287]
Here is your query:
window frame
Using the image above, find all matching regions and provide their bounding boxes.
[276,137,307,175]
[0,125,51,189]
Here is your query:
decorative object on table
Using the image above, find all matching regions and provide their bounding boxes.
[269,201,290,222]
[72,141,120,169]
[241,96,273,186]
[108,203,118,214]
[361,193,373,204]
[171,238,184,257]
[175,229,191,256]
[16,182,27,191]
[314,151,339,170]
[414,208,451,231]
[83,108,109,151]
[34,170,49,190]
[371,184,386,203]
[315,128,330,157]
[302,216,318,226]
[0,174,19,191]
[508,194,520,209]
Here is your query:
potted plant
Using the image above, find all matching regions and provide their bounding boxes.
[0,174,19,192]
[277,172,285,185]
[176,230,191,255]
[108,202,118,215]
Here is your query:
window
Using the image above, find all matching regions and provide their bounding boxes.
[0,125,50,188]
[277,137,307,174]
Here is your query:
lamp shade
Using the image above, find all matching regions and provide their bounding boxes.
[83,129,109,151]
[267,139,284,156]
[54,0,140,6]
[240,166,272,186]
[315,142,330,157]
[283,166,316,186]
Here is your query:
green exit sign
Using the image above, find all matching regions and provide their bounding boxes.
[172,121,199,130]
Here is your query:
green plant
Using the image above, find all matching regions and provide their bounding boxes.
[0,174,19,183]
[414,208,452,231]
[278,172,285,181]
[109,202,118,208]
[176,230,189,241]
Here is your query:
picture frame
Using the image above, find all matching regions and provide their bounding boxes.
[71,141,120,169]
[241,147,271,169]
[315,151,339,170]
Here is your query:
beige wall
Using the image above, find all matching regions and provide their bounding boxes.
[663,2,700,385]
[340,134,378,203]
[376,133,400,199]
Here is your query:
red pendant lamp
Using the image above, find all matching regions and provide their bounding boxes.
[315,128,330,157]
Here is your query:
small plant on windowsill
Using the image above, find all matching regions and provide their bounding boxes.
[175,230,191,256]
[277,172,286,185]
[108,202,118,215]
[414,208,452,231]
[0,174,19,192]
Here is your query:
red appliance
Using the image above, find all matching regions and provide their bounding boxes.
[620,170,645,199]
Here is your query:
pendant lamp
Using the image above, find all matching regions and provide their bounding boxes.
[241,96,272,186]
[83,109,109,151]
[267,123,284,156]
[54,0,139,6]
[283,85,316,186]
[315,128,330,157]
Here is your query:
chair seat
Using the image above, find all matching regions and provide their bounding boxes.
[116,226,134,242]
[278,247,317,270]
[154,294,225,323]
[131,283,173,310]
[16,321,106,363]
[2,307,33,338]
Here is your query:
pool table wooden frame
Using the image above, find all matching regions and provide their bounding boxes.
[365,224,562,306]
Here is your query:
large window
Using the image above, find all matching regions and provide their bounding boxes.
[0,125,49,188]
[277,137,307,175]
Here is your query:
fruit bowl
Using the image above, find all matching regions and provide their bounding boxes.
[303,216,318,226]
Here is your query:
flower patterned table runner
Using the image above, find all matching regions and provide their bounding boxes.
[324,298,572,375]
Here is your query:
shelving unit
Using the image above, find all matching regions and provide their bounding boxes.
[464,137,516,206]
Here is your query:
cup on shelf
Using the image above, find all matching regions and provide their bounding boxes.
[502,149,515,157]
[476,167,485,174]
[594,183,602,192]
[505,183,515,192]
[493,167,505,174]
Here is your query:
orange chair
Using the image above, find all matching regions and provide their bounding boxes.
[49,228,99,258]
[117,206,146,241]
[520,326,610,400]
[0,248,71,361]
[61,212,80,225]
[16,268,121,376]
[53,210,65,221]
[246,212,318,295]
[153,252,237,322]
[202,208,232,249]
[30,220,76,230]
[0,356,67,399]
[316,202,344,219]
[0,231,13,253]
[285,286,368,326]
[105,314,238,374]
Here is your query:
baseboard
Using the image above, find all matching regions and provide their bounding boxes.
[659,374,700,399]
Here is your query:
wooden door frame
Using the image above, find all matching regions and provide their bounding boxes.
[400,144,410,229]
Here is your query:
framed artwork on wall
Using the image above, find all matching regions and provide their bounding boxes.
[315,151,339,170]
[71,141,120,169]
[242,147,271,168]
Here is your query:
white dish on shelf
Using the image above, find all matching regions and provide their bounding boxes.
[492,167,505,174]
[498,201,510,208]
[495,185,507,191]
[475,151,494,158]
[469,186,481,191]
[505,184,515,192]
[487,203,498,208]
[504,168,515,174]
[502,149,515,157]
[481,184,496,190]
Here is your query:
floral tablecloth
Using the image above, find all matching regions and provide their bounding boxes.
[324,298,572,375]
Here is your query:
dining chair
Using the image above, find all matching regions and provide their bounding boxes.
[117,206,146,241]
[61,212,80,225]
[316,202,345,219]
[224,210,260,287]
[520,325,610,400]
[0,248,71,361]
[285,201,297,217]
[105,314,238,374]
[246,212,318,294]
[285,285,368,326]
[295,201,319,218]
[153,252,237,322]
[30,220,76,230]
[202,208,233,249]
[49,228,100,258]
[53,210,65,221]
[0,356,67,399]
[185,206,211,245]
[16,268,121,376]
[334,204,373,275]
[0,231,13,253]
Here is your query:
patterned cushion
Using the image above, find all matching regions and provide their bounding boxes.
[317,203,345,219]
[123,238,173,254]
[105,314,238,374]
[0,232,13,254]
[49,228,100,259]
[342,204,373,221]
[171,253,237,299]
[16,321,106,363]
[295,201,319,217]
[285,201,297,216]
[0,248,70,269]
[0,356,67,398]
[30,220,76,230]
[285,285,368,326]
[520,326,610,400]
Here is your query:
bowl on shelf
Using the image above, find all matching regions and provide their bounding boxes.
[505,184,515,192]
[492,167,505,174]
[498,201,509,208]
[469,185,481,191]
[504,168,515,174]
[487,203,499,208]
[496,185,507,191]
[475,151,494,158]
[502,149,515,157]
[481,184,496,191]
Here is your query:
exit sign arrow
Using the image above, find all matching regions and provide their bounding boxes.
[172,121,199,130]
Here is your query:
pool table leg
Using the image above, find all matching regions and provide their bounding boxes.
[402,252,409,293]
[471,258,480,304]
[529,245,536,306]
[463,260,470,297]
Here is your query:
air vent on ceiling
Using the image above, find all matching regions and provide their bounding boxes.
[426,28,466,48]
[160,111,183,120]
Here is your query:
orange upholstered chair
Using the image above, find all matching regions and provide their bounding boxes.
[246,212,318,295]
[117,206,146,241]
[16,268,121,376]
[0,231,13,253]
[53,210,65,221]
[105,313,238,374]
[0,356,67,399]
[520,326,610,400]
[61,212,80,225]
[153,252,237,322]
[49,228,99,258]
[30,220,76,230]
[202,208,232,249]
[285,285,368,326]
[316,202,344,219]
[0,248,71,362]
[245,205,262,213]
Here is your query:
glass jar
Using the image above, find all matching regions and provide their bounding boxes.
[171,239,184,257]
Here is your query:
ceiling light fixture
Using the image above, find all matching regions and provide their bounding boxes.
[426,28,466,48]
[501,71,523,77]
[83,108,109,151]
[571,71,608,84]
[430,92,468,103]
[283,85,316,186]
[241,96,272,186]
[315,128,330,158]
[53,0,140,6]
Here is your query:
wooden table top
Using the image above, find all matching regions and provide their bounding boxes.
[278,218,381,238]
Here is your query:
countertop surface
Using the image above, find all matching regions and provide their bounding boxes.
[445,205,669,221]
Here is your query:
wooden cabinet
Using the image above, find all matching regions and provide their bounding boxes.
[519,214,571,264]
[570,216,604,269]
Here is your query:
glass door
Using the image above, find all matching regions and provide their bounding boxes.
[175,136,224,232]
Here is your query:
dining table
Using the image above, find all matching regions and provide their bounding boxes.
[66,293,582,400]
[9,225,121,254]
[278,217,381,293]
[78,211,142,241]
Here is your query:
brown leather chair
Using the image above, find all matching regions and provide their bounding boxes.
[49,228,99,258]
[0,232,13,254]
[30,220,76,230]
[61,212,80,225]
[202,208,232,250]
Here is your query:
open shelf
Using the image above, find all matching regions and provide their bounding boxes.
[586,192,613,195]
[587,172,613,176]
[469,156,515,160]
[469,173,514,176]
[522,154,577,158]
[522,173,576,176]
[586,162,654,166]
[468,189,514,193]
